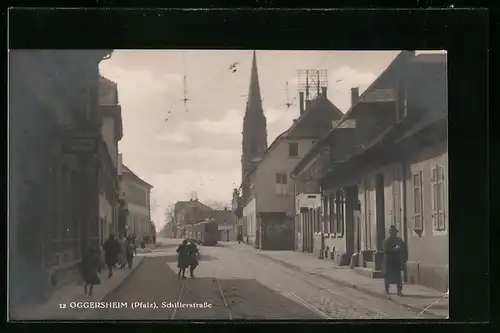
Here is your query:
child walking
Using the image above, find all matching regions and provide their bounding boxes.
[80,247,102,296]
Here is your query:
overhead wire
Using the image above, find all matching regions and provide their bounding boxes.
[154,50,253,134]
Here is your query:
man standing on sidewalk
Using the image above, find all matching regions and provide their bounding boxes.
[383,225,408,296]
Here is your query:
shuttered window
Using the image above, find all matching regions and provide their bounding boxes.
[413,171,424,232]
[432,165,447,231]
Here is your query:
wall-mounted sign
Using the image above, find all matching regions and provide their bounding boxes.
[63,131,98,154]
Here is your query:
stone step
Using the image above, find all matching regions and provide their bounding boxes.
[354,266,384,279]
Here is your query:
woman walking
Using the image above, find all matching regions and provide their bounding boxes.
[103,234,121,278]
[187,240,200,279]
[80,248,101,296]
[176,240,189,279]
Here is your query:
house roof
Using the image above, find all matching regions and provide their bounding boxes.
[291,51,416,178]
[174,199,213,216]
[241,95,343,182]
[122,165,153,189]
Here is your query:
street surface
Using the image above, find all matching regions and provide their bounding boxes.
[84,238,427,320]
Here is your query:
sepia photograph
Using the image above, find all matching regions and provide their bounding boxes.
[8,48,450,321]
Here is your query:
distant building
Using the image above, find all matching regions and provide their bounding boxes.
[121,165,153,240]
[209,208,238,242]
[173,199,213,238]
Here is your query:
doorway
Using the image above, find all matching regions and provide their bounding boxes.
[375,174,386,251]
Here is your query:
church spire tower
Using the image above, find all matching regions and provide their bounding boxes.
[241,50,268,180]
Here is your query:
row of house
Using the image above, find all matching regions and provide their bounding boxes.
[8,51,156,314]
[99,76,155,245]
[233,51,448,292]
[9,50,114,309]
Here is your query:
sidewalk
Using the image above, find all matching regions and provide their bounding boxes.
[255,250,449,318]
[11,255,146,320]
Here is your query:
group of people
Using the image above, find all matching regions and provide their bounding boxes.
[176,239,200,279]
[79,233,139,297]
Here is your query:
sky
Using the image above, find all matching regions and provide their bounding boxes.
[99,49,426,231]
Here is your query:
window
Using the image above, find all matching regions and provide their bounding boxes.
[432,165,446,231]
[288,142,299,157]
[337,190,344,235]
[328,195,335,233]
[322,196,330,234]
[413,171,424,232]
[275,173,288,196]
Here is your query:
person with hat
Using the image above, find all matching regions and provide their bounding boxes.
[383,225,408,296]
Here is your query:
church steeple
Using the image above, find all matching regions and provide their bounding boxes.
[247,50,263,111]
[241,50,268,181]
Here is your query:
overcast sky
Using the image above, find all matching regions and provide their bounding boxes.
[99,50,406,230]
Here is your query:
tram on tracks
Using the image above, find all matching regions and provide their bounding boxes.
[185,218,219,246]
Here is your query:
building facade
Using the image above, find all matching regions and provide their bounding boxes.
[9,50,112,310]
[242,89,344,250]
[121,165,153,240]
[98,75,123,244]
[173,199,213,238]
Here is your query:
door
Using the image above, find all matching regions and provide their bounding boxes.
[375,174,386,251]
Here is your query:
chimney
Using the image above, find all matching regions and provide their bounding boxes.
[299,92,304,115]
[321,87,327,98]
[351,87,360,106]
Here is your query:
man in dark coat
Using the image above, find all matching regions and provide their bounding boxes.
[103,234,121,278]
[383,225,408,296]
[176,240,189,279]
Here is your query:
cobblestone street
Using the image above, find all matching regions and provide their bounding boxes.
[81,239,439,320]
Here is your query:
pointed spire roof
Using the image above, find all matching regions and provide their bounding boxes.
[246,50,263,112]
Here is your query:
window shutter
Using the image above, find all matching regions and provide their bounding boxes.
[438,165,446,230]
[431,167,438,230]
[413,173,423,232]
[329,196,334,234]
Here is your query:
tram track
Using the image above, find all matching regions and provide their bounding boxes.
[167,261,233,320]
[236,250,415,319]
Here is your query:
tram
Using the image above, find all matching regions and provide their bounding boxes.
[185,218,219,246]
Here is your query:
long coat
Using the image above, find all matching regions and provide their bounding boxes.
[176,244,189,269]
[383,236,408,284]
[186,243,199,267]
[103,237,121,265]
[80,252,101,285]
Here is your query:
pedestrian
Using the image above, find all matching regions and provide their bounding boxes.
[118,236,127,268]
[187,240,200,279]
[383,225,408,296]
[237,232,243,244]
[103,234,121,278]
[126,236,135,269]
[132,234,138,255]
[176,240,189,279]
[80,247,101,296]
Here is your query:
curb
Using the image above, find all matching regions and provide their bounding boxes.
[258,253,445,318]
